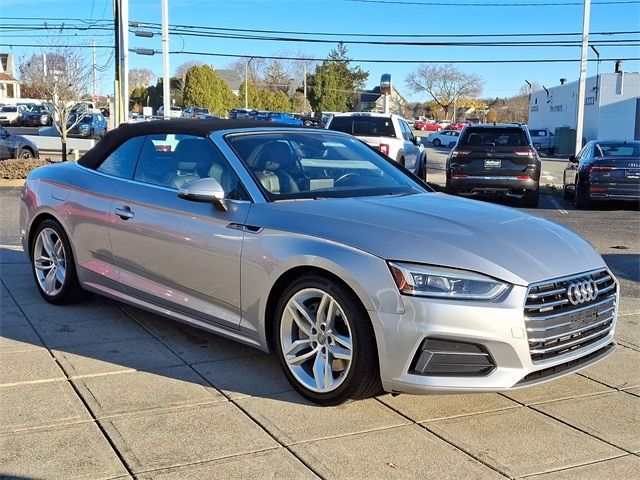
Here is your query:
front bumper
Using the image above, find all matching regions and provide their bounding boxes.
[373,281,617,395]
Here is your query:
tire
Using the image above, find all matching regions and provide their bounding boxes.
[17,148,34,160]
[523,189,540,208]
[574,181,591,209]
[562,184,571,201]
[433,138,442,147]
[30,219,86,305]
[274,274,382,405]
[417,154,427,181]
[398,156,405,167]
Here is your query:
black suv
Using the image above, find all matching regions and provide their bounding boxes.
[446,124,541,207]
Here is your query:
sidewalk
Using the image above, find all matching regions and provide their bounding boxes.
[1,244,639,479]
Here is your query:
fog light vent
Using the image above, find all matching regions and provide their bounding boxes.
[410,338,495,377]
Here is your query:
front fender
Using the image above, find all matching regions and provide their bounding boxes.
[239,228,404,349]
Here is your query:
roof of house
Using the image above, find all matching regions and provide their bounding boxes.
[0,72,17,82]
[358,85,407,105]
[214,69,243,91]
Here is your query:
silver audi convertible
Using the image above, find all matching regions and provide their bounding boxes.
[20,120,618,405]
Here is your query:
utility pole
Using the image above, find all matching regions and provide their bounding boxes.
[303,63,307,113]
[113,0,120,126]
[92,39,97,99]
[161,0,170,119]
[575,0,591,155]
[114,0,129,125]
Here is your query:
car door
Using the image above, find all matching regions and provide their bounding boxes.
[565,143,591,188]
[0,127,11,159]
[108,133,252,328]
[398,118,419,171]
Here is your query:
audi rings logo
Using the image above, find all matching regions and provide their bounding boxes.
[567,279,599,305]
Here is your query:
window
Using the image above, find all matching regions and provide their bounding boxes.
[460,128,528,147]
[132,134,247,199]
[398,120,413,141]
[226,131,423,200]
[97,136,145,179]
[328,116,396,138]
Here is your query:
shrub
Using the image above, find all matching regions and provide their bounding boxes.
[0,159,48,180]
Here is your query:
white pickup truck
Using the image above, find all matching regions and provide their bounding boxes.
[325,112,427,180]
[528,127,555,154]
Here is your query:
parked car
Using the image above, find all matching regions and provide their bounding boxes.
[229,108,252,119]
[157,106,182,118]
[0,126,39,159]
[182,107,211,119]
[20,119,617,405]
[325,112,426,179]
[437,120,451,129]
[414,120,442,132]
[67,112,108,139]
[21,105,53,127]
[529,128,555,154]
[427,130,461,148]
[264,112,303,125]
[0,105,28,126]
[563,140,640,208]
[447,121,472,131]
[446,123,541,207]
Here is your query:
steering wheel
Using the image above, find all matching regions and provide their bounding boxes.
[335,173,362,187]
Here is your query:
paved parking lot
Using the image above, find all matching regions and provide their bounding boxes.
[1,169,639,479]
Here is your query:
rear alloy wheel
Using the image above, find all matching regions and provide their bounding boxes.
[433,138,442,147]
[523,189,540,208]
[31,219,86,304]
[275,275,381,405]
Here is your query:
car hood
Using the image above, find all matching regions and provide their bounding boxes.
[248,192,606,286]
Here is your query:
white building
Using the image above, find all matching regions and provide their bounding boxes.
[528,70,640,142]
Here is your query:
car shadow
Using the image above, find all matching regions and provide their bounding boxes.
[0,246,316,406]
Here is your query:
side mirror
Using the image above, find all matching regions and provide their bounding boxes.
[413,136,422,145]
[568,155,577,163]
[178,177,227,211]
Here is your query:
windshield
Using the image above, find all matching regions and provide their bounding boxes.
[225,131,425,201]
[460,128,529,147]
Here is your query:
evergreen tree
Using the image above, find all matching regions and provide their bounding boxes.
[308,43,368,112]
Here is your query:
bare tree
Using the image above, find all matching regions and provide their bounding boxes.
[128,68,155,92]
[174,60,204,82]
[19,47,93,161]
[406,64,483,120]
[226,57,267,84]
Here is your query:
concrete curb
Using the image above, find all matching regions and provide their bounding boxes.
[0,179,25,188]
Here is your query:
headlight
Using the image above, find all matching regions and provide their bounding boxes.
[388,262,508,300]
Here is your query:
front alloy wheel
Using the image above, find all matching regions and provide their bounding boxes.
[281,288,353,393]
[275,275,381,405]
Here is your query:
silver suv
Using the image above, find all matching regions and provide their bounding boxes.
[325,112,426,179]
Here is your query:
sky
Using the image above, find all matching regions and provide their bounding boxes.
[1,0,639,103]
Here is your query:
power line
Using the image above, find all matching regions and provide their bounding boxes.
[137,26,640,47]
[129,19,640,39]
[168,50,640,64]
[347,0,640,6]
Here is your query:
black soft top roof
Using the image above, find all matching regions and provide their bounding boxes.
[78,118,298,169]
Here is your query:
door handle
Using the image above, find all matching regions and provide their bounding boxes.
[115,206,135,220]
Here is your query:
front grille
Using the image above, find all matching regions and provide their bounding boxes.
[524,269,617,362]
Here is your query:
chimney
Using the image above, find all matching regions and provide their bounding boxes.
[615,60,623,73]
[560,78,567,85]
